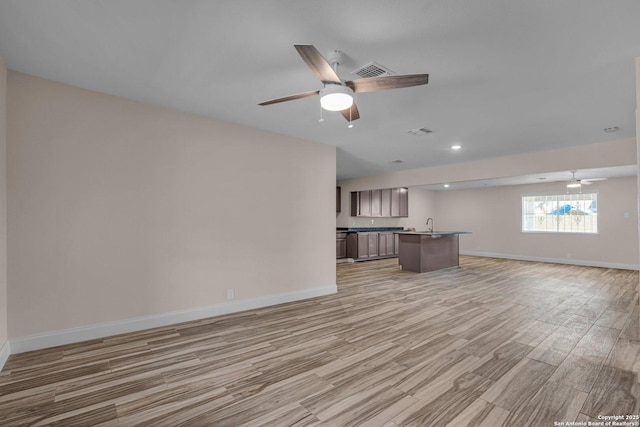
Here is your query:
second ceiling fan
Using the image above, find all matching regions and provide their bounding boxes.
[567,170,607,188]
[258,45,429,123]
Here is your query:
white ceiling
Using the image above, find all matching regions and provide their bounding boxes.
[0,1,638,181]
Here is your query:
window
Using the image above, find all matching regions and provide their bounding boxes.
[522,192,597,234]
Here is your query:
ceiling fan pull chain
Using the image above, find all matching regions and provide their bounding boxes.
[319,104,324,122]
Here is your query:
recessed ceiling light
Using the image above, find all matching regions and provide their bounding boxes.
[538,177,546,180]
[451,144,462,150]
[443,184,450,188]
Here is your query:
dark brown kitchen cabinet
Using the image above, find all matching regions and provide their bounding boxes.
[399,188,408,217]
[368,233,379,257]
[336,232,347,259]
[378,233,388,256]
[345,231,399,260]
[350,192,358,216]
[360,191,371,216]
[391,189,401,217]
[346,234,356,259]
[370,189,382,216]
[357,233,370,258]
[351,190,372,217]
[378,232,394,256]
[351,187,408,218]
[390,187,409,217]
[346,232,378,259]
[381,188,392,217]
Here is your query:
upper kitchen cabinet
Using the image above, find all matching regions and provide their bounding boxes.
[351,190,370,216]
[370,189,382,217]
[351,187,408,218]
[392,187,409,217]
[381,188,392,217]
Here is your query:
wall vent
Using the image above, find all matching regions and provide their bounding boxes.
[352,62,394,78]
[406,128,433,136]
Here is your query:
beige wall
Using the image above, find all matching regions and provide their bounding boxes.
[7,72,336,338]
[0,58,7,348]
[434,177,638,268]
[636,57,640,292]
[637,57,640,258]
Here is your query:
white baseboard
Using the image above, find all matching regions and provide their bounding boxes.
[9,284,337,355]
[0,340,10,372]
[461,250,639,271]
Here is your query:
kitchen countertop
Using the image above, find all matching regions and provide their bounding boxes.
[336,227,404,232]
[395,231,472,236]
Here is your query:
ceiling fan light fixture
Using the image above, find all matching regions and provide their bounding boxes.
[320,85,353,111]
[567,170,582,188]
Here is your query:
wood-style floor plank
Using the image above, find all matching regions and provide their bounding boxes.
[547,346,606,393]
[0,256,638,425]
[580,365,640,419]
[480,357,557,411]
[504,381,588,426]
[394,372,494,426]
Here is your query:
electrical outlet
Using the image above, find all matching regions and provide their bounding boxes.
[371,219,374,224]
[226,288,235,300]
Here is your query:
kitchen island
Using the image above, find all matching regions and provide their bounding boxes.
[395,231,471,273]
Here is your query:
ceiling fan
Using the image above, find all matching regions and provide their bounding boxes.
[566,170,607,188]
[258,45,429,123]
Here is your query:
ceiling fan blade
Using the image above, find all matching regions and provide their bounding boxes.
[580,181,593,185]
[582,178,607,183]
[345,74,429,93]
[340,102,360,122]
[258,89,320,106]
[294,45,342,84]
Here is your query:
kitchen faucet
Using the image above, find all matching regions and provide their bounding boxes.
[426,218,434,233]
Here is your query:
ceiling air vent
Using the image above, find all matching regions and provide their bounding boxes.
[352,62,394,78]
[406,127,433,136]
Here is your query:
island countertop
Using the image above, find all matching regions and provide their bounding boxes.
[394,231,472,237]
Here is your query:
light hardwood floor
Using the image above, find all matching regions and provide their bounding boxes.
[1,256,638,426]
